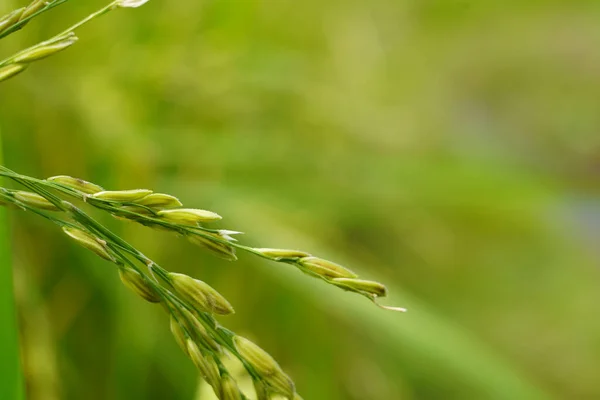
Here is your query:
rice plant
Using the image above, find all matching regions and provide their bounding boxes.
[0,166,404,399]
[0,2,403,398]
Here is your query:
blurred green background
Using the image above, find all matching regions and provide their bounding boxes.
[2,0,600,399]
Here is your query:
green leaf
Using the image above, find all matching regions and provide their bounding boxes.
[0,130,24,400]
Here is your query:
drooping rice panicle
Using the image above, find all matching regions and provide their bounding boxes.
[0,164,406,399]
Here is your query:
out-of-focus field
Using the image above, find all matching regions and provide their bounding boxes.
[1,1,600,399]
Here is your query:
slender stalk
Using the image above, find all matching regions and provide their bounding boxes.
[52,1,118,40]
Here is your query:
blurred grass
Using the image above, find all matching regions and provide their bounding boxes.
[224,201,552,400]
[2,0,600,399]
[0,132,24,400]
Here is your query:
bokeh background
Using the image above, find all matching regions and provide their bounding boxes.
[2,0,600,399]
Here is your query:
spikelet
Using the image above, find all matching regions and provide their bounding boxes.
[12,33,78,63]
[62,226,115,262]
[118,267,161,302]
[233,336,295,397]
[0,64,28,82]
[158,208,222,225]
[298,257,357,279]
[20,0,46,21]
[220,374,243,400]
[0,0,58,39]
[47,175,104,194]
[331,278,387,297]
[233,336,279,376]
[169,273,234,315]
[0,195,23,210]
[177,308,220,353]
[188,233,237,261]
[0,9,25,34]
[253,379,270,400]
[170,315,189,355]
[134,193,183,208]
[91,189,153,202]
[254,248,311,260]
[186,340,221,394]
[263,372,295,399]
[13,191,60,211]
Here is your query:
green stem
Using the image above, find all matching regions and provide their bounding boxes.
[54,1,118,39]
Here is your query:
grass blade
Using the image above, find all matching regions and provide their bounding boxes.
[0,131,24,400]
